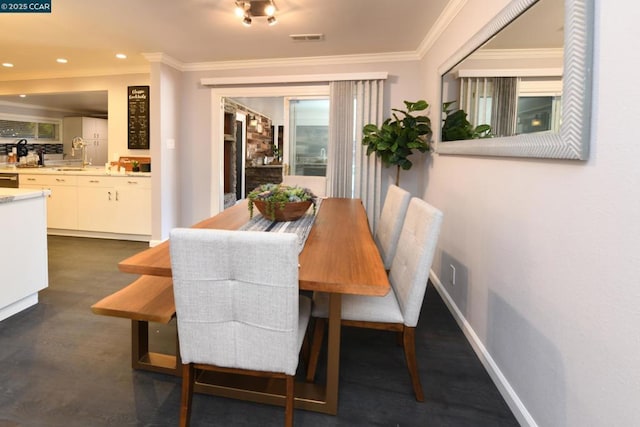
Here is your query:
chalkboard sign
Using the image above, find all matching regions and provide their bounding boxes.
[128,86,150,149]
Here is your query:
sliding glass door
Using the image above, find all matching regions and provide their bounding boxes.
[283,97,329,177]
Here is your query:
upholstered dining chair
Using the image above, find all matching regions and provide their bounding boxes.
[169,228,311,427]
[305,197,443,401]
[374,184,411,270]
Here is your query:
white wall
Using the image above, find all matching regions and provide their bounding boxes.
[149,63,181,242]
[421,0,640,425]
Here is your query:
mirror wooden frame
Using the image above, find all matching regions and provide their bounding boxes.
[437,0,594,160]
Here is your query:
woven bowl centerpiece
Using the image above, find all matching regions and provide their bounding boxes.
[248,183,316,222]
[252,200,313,222]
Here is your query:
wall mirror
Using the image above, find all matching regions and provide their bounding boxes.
[437,0,593,160]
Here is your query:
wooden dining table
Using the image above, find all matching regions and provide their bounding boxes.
[114,197,390,415]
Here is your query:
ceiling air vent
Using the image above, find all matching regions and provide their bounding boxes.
[289,33,324,42]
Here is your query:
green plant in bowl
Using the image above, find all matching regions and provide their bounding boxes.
[248,183,317,221]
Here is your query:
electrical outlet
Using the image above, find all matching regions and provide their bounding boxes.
[449,264,456,285]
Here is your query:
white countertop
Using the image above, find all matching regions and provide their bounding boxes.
[0,188,51,203]
[0,166,151,177]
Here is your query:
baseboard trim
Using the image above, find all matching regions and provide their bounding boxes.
[47,229,150,242]
[429,270,537,427]
[0,293,39,322]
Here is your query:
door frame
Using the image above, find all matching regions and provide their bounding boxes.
[210,85,329,215]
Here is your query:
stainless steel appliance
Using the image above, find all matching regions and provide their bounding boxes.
[0,172,19,188]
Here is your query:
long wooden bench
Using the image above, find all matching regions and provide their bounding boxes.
[91,275,180,376]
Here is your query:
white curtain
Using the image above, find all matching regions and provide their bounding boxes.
[327,79,384,231]
[491,77,518,137]
[459,76,518,136]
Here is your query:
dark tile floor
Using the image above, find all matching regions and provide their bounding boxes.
[0,236,518,427]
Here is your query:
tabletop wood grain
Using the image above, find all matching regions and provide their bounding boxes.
[118,198,389,296]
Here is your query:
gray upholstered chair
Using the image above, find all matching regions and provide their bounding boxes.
[306,198,443,401]
[374,184,411,270]
[169,228,311,427]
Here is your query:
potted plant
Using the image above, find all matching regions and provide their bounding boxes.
[248,183,317,221]
[441,101,493,141]
[362,100,432,186]
[131,160,140,172]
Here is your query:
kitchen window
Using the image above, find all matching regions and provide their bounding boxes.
[0,114,61,141]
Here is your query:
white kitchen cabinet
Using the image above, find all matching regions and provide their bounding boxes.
[112,177,151,235]
[77,175,151,235]
[77,176,114,232]
[63,117,108,165]
[20,174,79,230]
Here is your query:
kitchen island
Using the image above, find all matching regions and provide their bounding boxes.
[0,188,50,321]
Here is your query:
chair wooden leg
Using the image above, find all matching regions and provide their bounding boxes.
[402,327,425,402]
[305,317,326,382]
[285,375,294,427]
[180,363,195,427]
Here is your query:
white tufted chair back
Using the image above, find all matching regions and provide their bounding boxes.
[389,198,443,327]
[170,228,308,376]
[375,185,411,270]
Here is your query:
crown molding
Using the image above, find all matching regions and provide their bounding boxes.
[141,51,418,73]
[141,52,185,70]
[417,0,468,59]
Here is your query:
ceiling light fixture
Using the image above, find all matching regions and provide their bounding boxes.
[56,58,68,64]
[235,0,277,27]
[2,63,14,68]
[115,53,127,59]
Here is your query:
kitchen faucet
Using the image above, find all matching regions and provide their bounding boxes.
[71,136,89,167]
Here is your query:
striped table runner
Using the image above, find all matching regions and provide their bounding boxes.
[239,199,322,253]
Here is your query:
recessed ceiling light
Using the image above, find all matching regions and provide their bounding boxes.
[115,53,127,59]
[56,58,68,64]
[19,94,27,98]
[2,63,14,68]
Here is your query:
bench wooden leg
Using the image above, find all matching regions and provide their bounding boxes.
[132,319,149,370]
[131,319,181,376]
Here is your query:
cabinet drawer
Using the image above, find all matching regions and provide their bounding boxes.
[110,176,151,189]
[21,174,78,187]
[76,176,113,187]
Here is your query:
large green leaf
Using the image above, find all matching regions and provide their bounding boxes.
[361,100,433,171]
